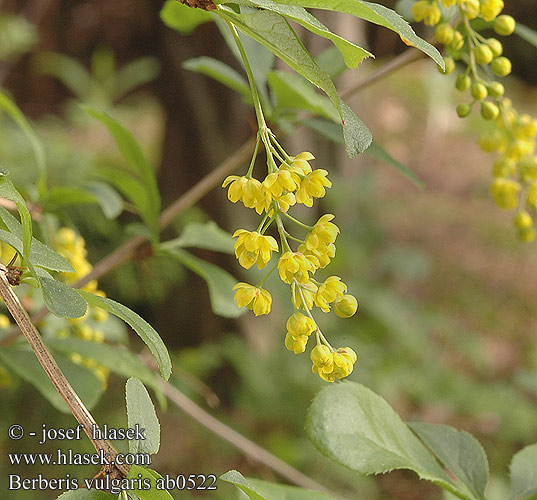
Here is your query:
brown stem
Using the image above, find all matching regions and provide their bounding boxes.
[0,264,129,478]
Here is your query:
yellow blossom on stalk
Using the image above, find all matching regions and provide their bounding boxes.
[295,170,332,207]
[310,344,335,382]
[299,214,339,268]
[274,192,296,213]
[233,229,278,269]
[490,178,520,209]
[292,280,318,310]
[222,175,264,213]
[460,0,480,19]
[441,0,457,7]
[278,251,317,284]
[290,152,314,175]
[315,276,347,312]
[233,282,272,315]
[479,0,504,22]
[412,1,441,26]
[263,170,300,200]
[334,294,359,318]
[332,347,358,379]
[285,333,309,354]
[285,312,316,354]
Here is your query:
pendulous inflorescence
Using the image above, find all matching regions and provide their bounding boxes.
[412,0,537,242]
[224,149,358,382]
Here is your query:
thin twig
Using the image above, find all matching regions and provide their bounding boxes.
[0,264,129,478]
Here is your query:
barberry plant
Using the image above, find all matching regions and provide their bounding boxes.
[412,0,537,241]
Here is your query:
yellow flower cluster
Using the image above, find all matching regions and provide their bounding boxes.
[53,228,110,386]
[224,150,359,382]
[412,1,537,241]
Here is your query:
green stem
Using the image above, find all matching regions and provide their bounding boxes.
[246,134,262,178]
[284,230,305,244]
[256,213,270,233]
[258,261,279,287]
[226,21,266,131]
[276,215,292,253]
[281,211,313,231]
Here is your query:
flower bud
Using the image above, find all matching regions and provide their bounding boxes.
[457,103,472,118]
[439,56,455,74]
[455,74,471,91]
[487,38,503,57]
[487,81,505,98]
[475,44,494,65]
[449,31,464,50]
[471,82,488,101]
[481,101,500,120]
[494,15,516,36]
[310,344,333,367]
[491,57,512,76]
[514,211,533,230]
[435,23,454,45]
[517,227,536,243]
[334,294,358,318]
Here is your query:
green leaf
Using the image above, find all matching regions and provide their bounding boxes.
[160,0,214,34]
[514,23,537,49]
[83,106,160,238]
[218,8,372,156]
[410,422,489,500]
[302,119,423,188]
[162,220,234,254]
[0,176,32,263]
[158,247,243,318]
[221,471,336,500]
[43,182,123,219]
[238,0,373,68]
[36,268,89,318]
[125,377,160,455]
[78,290,172,381]
[508,443,537,500]
[0,228,73,273]
[306,382,458,493]
[0,346,102,413]
[268,71,339,122]
[183,56,251,100]
[47,337,161,394]
[56,489,116,499]
[220,471,267,500]
[267,0,444,68]
[127,465,174,500]
[114,56,161,100]
[0,91,46,184]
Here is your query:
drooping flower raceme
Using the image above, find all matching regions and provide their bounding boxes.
[224,148,359,382]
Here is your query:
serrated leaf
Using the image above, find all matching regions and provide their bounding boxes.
[235,0,372,68]
[161,221,234,254]
[268,70,339,122]
[221,471,336,500]
[0,91,46,188]
[515,23,537,49]
[159,247,243,318]
[303,118,423,188]
[183,56,251,100]
[306,382,459,493]
[160,0,214,34]
[218,8,371,156]
[47,337,160,394]
[127,465,174,500]
[508,443,537,500]
[410,422,489,500]
[125,377,160,455]
[0,177,32,262]
[78,290,172,381]
[83,106,160,238]
[56,489,116,499]
[36,268,88,318]
[0,346,102,413]
[268,0,444,68]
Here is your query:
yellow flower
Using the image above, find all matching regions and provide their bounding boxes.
[233,282,272,315]
[305,214,339,250]
[490,178,520,209]
[285,332,309,354]
[278,252,317,284]
[332,347,357,379]
[290,152,314,175]
[292,280,318,310]
[460,0,480,19]
[311,345,357,382]
[222,175,264,213]
[0,314,10,329]
[440,0,457,6]
[233,229,278,269]
[274,192,296,213]
[412,1,441,26]
[263,170,299,198]
[295,170,332,207]
[315,276,347,313]
[479,0,504,21]
[286,312,316,337]
[334,294,358,318]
